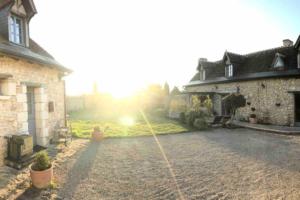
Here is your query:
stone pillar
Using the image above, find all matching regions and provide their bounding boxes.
[34,87,49,147]
[16,85,28,135]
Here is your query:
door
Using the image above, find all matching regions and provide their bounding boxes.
[27,87,37,145]
[295,94,300,126]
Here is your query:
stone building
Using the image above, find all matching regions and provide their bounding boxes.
[185,36,300,126]
[0,0,71,165]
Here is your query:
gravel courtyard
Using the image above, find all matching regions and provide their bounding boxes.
[17,128,300,199]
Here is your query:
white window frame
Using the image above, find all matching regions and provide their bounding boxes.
[9,14,23,45]
[274,57,284,68]
[0,80,3,95]
[297,53,300,69]
[200,70,206,81]
[226,64,233,77]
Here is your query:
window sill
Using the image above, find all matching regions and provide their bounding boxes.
[0,95,11,100]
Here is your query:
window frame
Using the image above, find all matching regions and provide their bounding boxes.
[226,64,233,77]
[274,57,284,68]
[297,53,300,69]
[0,80,3,96]
[200,70,206,81]
[8,14,24,45]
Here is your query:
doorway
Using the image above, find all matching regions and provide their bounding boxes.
[295,93,300,126]
[27,87,37,145]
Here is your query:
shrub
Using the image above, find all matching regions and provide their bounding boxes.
[193,118,208,130]
[179,112,185,124]
[32,151,51,171]
[185,110,208,127]
[185,111,197,126]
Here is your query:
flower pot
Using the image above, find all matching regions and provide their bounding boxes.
[92,132,103,142]
[249,117,257,124]
[30,164,53,189]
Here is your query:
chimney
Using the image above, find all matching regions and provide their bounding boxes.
[198,58,207,64]
[283,39,293,47]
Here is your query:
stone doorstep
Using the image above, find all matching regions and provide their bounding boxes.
[232,120,300,135]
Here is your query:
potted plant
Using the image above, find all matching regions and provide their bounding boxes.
[91,126,109,142]
[30,151,53,189]
[249,113,257,124]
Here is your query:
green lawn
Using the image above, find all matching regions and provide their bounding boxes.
[69,111,191,138]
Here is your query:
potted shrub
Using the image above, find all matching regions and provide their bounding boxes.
[249,114,257,124]
[30,151,53,189]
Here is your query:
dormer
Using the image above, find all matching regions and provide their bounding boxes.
[271,53,286,69]
[223,52,234,78]
[0,0,37,47]
[296,36,300,69]
[197,58,207,81]
[223,51,244,78]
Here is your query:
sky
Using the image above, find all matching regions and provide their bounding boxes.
[30,0,300,97]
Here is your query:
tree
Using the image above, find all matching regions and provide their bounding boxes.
[93,82,99,95]
[163,82,170,96]
[170,86,181,96]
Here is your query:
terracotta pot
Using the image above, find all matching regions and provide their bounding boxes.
[249,117,257,124]
[92,132,103,142]
[30,164,53,189]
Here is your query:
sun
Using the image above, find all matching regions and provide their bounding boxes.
[107,85,139,99]
[120,116,135,126]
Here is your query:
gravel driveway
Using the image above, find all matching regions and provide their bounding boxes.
[17,128,300,199]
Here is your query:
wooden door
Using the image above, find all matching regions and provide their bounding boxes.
[27,87,37,145]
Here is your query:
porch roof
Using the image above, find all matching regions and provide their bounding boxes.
[185,89,237,95]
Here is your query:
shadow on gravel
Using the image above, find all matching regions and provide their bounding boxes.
[15,187,42,200]
[201,128,300,172]
[58,142,101,198]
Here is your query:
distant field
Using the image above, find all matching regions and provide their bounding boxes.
[68,110,191,138]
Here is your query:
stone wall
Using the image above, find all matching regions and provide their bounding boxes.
[186,78,300,126]
[0,55,66,165]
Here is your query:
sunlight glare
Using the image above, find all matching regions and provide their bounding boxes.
[120,116,135,126]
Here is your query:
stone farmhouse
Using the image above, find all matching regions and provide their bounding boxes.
[0,0,71,165]
[185,36,300,126]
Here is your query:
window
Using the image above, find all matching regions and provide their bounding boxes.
[0,81,3,95]
[297,53,300,69]
[9,15,23,45]
[274,57,284,68]
[200,70,206,80]
[226,64,233,77]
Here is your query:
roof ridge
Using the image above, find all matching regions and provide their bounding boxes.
[226,51,244,57]
[243,46,292,57]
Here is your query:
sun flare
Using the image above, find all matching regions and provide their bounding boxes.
[120,116,135,126]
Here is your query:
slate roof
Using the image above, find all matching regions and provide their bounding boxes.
[0,0,71,73]
[187,38,300,87]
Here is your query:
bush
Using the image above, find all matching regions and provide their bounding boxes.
[179,112,185,124]
[32,151,51,171]
[185,111,198,126]
[185,110,209,127]
[193,118,208,130]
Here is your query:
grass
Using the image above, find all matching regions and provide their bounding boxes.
[69,110,191,139]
